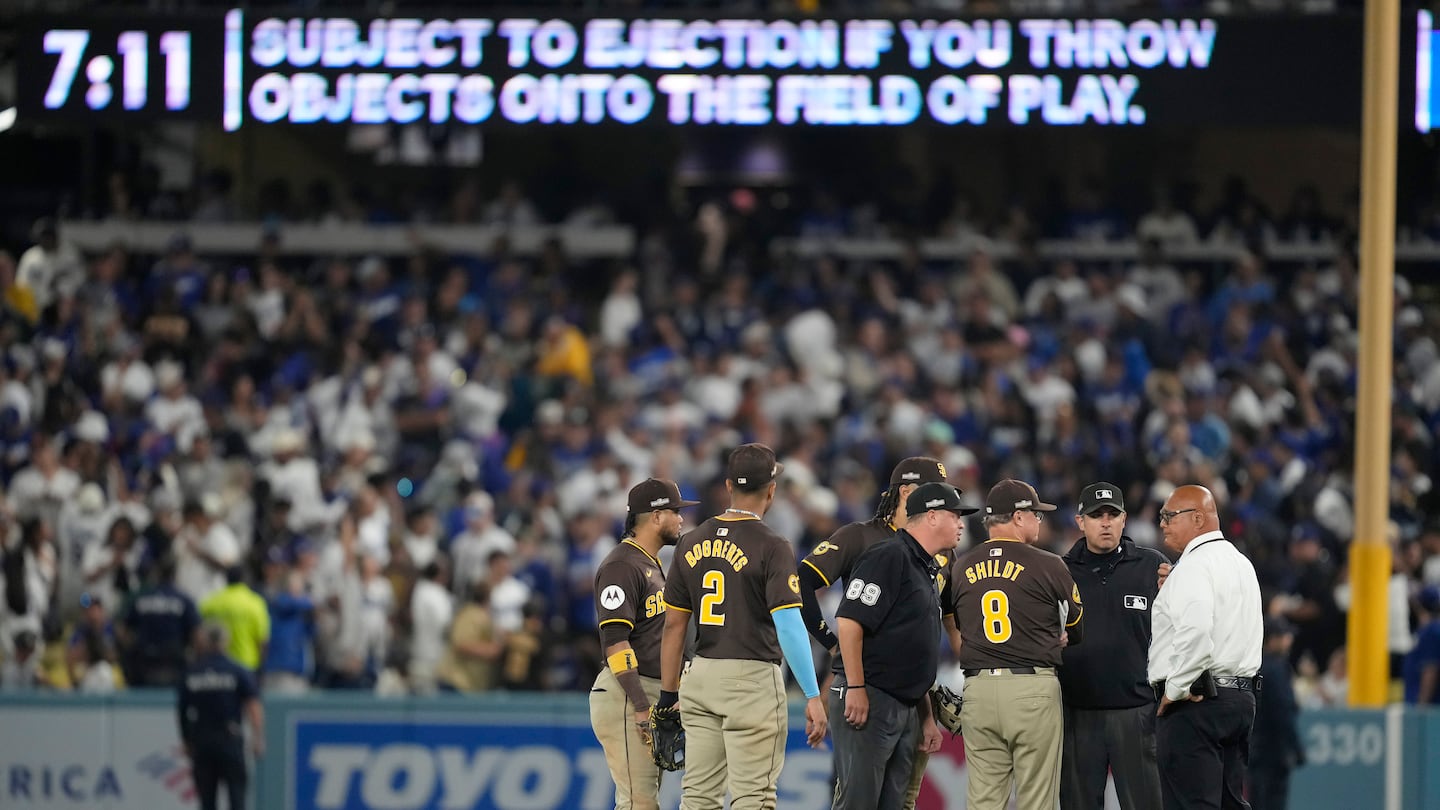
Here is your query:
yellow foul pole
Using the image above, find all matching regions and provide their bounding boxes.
[1347,0,1399,708]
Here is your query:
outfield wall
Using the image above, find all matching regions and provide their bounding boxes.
[1,692,1437,809]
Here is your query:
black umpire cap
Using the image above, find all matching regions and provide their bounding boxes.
[906,482,980,517]
[985,479,1058,515]
[727,443,784,490]
[1078,482,1125,515]
[890,456,947,487]
[626,478,700,515]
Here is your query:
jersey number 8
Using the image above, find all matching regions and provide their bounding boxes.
[700,571,726,626]
[981,589,1012,643]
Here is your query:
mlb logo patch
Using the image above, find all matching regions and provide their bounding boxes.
[990,547,1003,557]
[1124,595,1148,610]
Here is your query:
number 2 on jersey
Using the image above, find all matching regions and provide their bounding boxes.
[699,570,726,626]
[981,589,1012,643]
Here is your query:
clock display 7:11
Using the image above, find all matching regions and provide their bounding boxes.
[43,29,192,111]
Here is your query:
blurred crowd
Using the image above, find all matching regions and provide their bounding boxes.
[1,170,1439,705]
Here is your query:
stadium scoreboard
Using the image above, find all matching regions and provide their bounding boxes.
[15,10,1425,130]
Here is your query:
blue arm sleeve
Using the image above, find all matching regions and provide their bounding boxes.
[772,606,820,699]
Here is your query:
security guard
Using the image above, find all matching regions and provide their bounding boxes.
[832,482,974,810]
[1148,485,1263,810]
[178,622,265,810]
[590,478,698,810]
[120,555,200,687]
[1059,483,1166,810]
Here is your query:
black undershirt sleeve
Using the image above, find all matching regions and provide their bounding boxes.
[798,563,839,650]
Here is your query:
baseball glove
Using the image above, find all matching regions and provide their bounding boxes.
[930,683,963,735]
[648,704,686,771]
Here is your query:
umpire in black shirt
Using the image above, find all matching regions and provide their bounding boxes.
[833,482,975,810]
[1059,483,1166,810]
[179,622,265,810]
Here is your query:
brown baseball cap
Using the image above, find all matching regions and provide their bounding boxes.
[984,479,1058,515]
[727,443,784,490]
[890,456,947,487]
[627,479,700,515]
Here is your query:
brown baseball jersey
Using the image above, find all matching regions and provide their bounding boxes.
[664,514,801,664]
[594,539,669,678]
[804,519,958,669]
[945,539,1084,669]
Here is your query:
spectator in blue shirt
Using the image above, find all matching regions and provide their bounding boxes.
[1403,586,1440,705]
[263,553,315,695]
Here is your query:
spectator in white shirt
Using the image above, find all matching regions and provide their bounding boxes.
[15,218,84,314]
[80,516,143,615]
[259,429,331,533]
[401,505,440,571]
[357,551,394,676]
[1136,189,1199,248]
[451,492,516,601]
[409,560,454,695]
[350,485,392,567]
[482,550,531,635]
[8,439,80,527]
[2,518,56,646]
[100,334,155,409]
[55,483,112,614]
[175,496,241,603]
[145,362,206,446]
[599,270,642,348]
[0,630,46,690]
[1149,485,1263,810]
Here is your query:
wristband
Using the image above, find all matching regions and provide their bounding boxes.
[607,649,638,676]
[658,690,679,709]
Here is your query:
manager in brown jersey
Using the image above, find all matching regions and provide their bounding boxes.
[591,478,699,810]
[660,443,827,810]
[796,456,955,809]
[946,479,1084,810]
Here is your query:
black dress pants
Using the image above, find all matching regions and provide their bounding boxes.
[1156,688,1255,810]
[192,743,247,810]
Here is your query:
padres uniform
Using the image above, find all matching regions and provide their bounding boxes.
[591,478,698,810]
[664,511,804,809]
[947,481,1084,810]
[798,457,953,810]
[592,539,670,807]
[802,520,957,639]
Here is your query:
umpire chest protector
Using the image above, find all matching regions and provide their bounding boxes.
[1059,535,1165,709]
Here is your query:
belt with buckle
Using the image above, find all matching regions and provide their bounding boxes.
[963,667,1038,677]
[1152,675,1260,701]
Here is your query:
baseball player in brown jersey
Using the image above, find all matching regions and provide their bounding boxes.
[944,479,1085,810]
[659,443,827,810]
[796,456,955,809]
[591,479,699,810]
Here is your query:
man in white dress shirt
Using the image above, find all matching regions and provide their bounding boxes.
[1148,485,1263,810]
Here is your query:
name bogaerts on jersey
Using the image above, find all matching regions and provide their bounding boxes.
[682,530,751,572]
